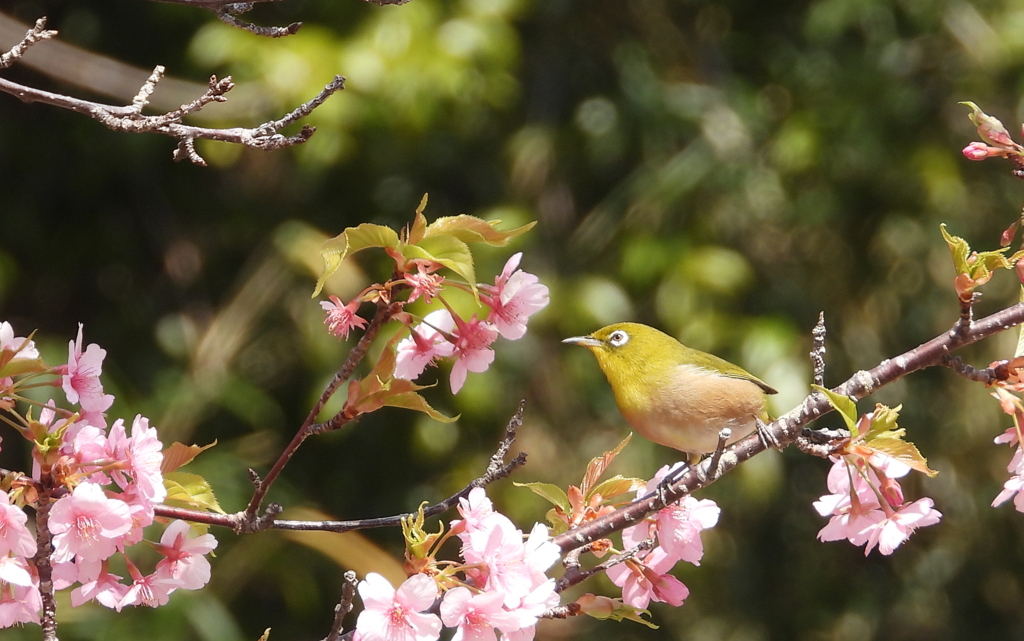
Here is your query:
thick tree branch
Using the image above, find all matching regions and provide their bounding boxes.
[551,302,1024,553]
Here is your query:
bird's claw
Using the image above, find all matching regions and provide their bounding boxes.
[655,460,691,504]
[756,417,781,451]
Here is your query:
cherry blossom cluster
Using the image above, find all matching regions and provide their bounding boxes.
[990,386,1024,512]
[611,464,719,609]
[354,488,559,641]
[0,321,216,627]
[814,453,941,556]
[322,252,549,394]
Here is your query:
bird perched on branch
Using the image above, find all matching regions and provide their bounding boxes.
[563,322,777,461]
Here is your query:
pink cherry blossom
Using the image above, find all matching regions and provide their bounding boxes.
[0,580,41,627]
[61,324,114,413]
[119,559,181,609]
[155,520,218,590]
[49,482,133,563]
[355,572,442,641]
[653,496,720,565]
[71,563,129,609]
[448,315,499,394]
[111,415,166,504]
[0,555,34,587]
[0,490,36,558]
[395,310,456,381]
[404,262,445,304]
[321,295,368,340]
[480,253,549,340]
[440,587,521,641]
[70,424,116,485]
[855,498,942,556]
[0,321,38,361]
[606,547,688,610]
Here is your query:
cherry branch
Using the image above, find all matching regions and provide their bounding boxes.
[151,0,413,36]
[240,296,402,525]
[152,402,528,532]
[0,18,345,165]
[551,301,1024,560]
[33,482,57,641]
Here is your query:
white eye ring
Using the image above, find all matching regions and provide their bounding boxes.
[609,330,629,347]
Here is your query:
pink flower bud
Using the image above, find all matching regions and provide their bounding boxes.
[962,141,999,160]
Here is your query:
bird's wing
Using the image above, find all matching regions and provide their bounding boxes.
[703,352,779,395]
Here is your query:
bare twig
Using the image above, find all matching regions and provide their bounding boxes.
[323,571,359,641]
[551,302,1024,553]
[955,293,978,338]
[940,354,1018,385]
[153,402,528,532]
[216,7,302,37]
[270,404,528,532]
[795,427,848,458]
[0,17,55,69]
[0,20,346,165]
[555,539,654,593]
[811,311,826,387]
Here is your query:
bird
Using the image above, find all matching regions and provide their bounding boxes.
[563,322,777,460]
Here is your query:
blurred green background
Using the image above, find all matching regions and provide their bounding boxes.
[4,0,1024,639]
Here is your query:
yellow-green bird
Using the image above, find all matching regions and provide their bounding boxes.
[563,322,777,459]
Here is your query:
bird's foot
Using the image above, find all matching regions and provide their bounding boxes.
[756,417,781,451]
[655,460,691,504]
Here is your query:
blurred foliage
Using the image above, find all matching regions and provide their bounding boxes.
[6,0,1024,639]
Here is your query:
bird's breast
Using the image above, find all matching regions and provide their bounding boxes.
[617,364,768,454]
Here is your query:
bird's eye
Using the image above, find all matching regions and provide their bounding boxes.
[609,330,629,347]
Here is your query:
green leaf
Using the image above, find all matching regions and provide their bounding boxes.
[312,223,400,297]
[940,224,971,275]
[545,507,568,535]
[403,235,476,296]
[865,435,938,477]
[407,194,429,244]
[514,481,572,513]
[425,215,537,247]
[0,356,47,379]
[588,475,646,501]
[161,441,217,474]
[812,384,857,431]
[380,389,458,423]
[581,598,659,629]
[861,404,902,441]
[163,471,225,514]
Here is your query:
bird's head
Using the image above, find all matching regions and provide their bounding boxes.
[562,322,681,380]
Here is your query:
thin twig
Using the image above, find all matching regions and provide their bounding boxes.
[0,22,345,166]
[555,539,655,593]
[323,571,359,641]
[154,397,529,532]
[811,311,826,387]
[271,405,528,532]
[940,354,1018,385]
[0,18,56,69]
[216,8,302,37]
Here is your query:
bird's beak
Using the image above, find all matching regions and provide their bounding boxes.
[562,335,602,348]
